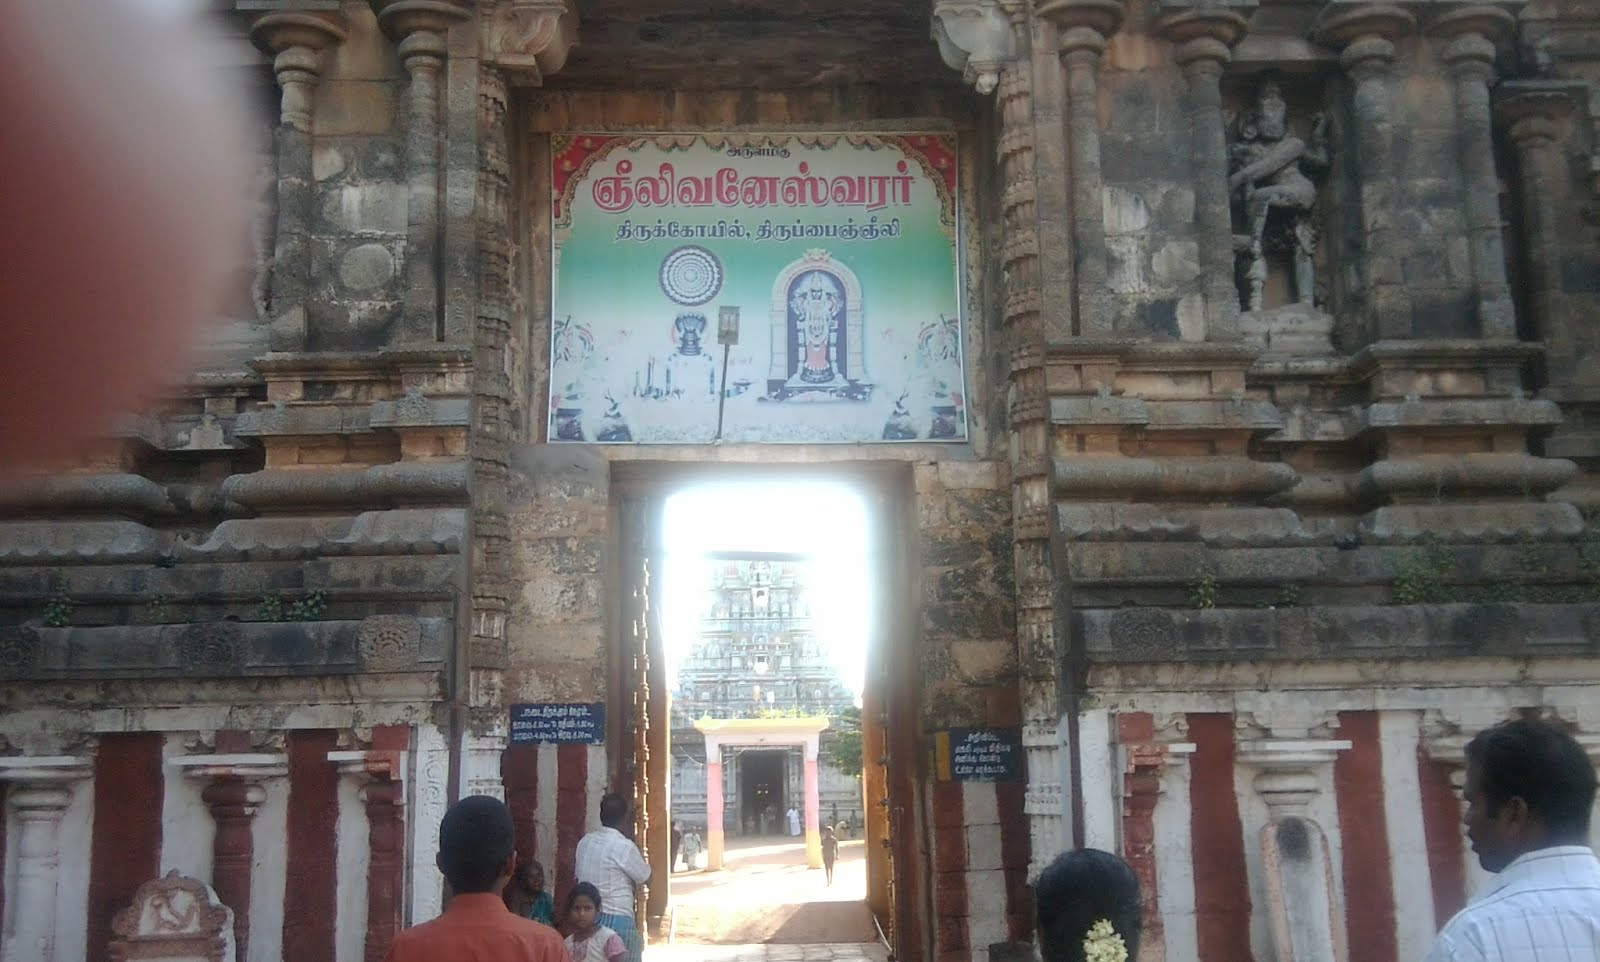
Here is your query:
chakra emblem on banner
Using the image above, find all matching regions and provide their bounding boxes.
[659,245,724,306]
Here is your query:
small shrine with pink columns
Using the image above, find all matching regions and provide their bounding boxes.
[693,716,831,870]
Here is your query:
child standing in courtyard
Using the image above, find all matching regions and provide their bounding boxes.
[821,825,839,886]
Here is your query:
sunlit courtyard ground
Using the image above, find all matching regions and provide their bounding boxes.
[649,836,883,961]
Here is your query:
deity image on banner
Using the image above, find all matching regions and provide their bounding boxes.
[766,249,872,402]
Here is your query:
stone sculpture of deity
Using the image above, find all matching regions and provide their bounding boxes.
[1229,77,1329,311]
[790,270,843,383]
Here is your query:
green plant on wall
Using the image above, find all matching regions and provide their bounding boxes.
[1187,573,1219,610]
[146,594,174,624]
[1391,535,1456,604]
[43,594,74,628]
[286,590,328,622]
[259,590,328,622]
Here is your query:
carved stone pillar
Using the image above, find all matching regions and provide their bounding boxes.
[1156,5,1252,342]
[372,0,472,344]
[0,757,91,962]
[329,749,408,962]
[176,752,289,962]
[1429,5,1518,338]
[1313,4,1415,339]
[1038,0,1124,336]
[1497,87,1574,349]
[249,10,348,352]
[1235,735,1350,962]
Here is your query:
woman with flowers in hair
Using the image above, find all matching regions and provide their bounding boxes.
[1034,849,1142,962]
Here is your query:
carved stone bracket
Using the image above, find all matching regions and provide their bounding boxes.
[932,0,1018,94]
[482,0,578,86]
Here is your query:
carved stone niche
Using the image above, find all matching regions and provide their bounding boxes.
[109,870,235,962]
[1224,70,1337,355]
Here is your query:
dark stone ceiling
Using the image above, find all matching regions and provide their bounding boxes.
[553,0,960,89]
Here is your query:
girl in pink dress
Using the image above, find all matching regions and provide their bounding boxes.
[564,883,627,962]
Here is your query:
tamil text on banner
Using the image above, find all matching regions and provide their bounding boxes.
[548,132,965,444]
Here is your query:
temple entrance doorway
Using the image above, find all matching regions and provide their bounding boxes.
[736,749,788,837]
[611,466,922,959]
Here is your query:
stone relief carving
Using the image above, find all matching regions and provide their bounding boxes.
[0,627,41,677]
[1229,75,1329,314]
[109,870,235,962]
[358,615,421,672]
[177,623,243,674]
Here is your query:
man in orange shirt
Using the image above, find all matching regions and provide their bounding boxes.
[385,795,566,962]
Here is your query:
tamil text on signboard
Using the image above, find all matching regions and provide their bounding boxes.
[509,703,606,745]
[935,727,1023,782]
[548,132,965,445]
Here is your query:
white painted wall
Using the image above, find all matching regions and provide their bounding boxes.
[1379,710,1437,960]
[963,782,1006,962]
[535,743,560,868]
[54,778,94,962]
[159,733,213,882]
[1078,709,1117,853]
[249,771,289,962]
[335,774,371,962]
[1154,757,1198,962]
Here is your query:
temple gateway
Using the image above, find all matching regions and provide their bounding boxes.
[2,1,1599,961]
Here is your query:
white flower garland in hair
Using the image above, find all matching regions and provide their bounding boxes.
[1082,919,1128,962]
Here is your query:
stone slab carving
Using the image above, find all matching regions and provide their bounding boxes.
[359,615,423,671]
[109,870,235,962]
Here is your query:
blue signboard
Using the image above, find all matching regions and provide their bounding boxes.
[509,703,606,745]
[935,727,1023,782]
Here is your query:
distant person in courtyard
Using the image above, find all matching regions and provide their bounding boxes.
[563,882,627,962]
[505,858,554,926]
[787,805,801,836]
[574,793,651,962]
[383,795,565,962]
[821,825,839,886]
[670,821,683,872]
[681,827,701,871]
[1423,718,1600,962]
[1034,849,1141,962]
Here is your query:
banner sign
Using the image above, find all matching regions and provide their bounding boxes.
[509,702,606,745]
[933,727,1023,782]
[548,132,966,444]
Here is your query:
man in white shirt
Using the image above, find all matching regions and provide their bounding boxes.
[1423,718,1600,962]
[574,793,652,962]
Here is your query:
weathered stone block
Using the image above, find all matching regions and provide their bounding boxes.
[314,80,398,136]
